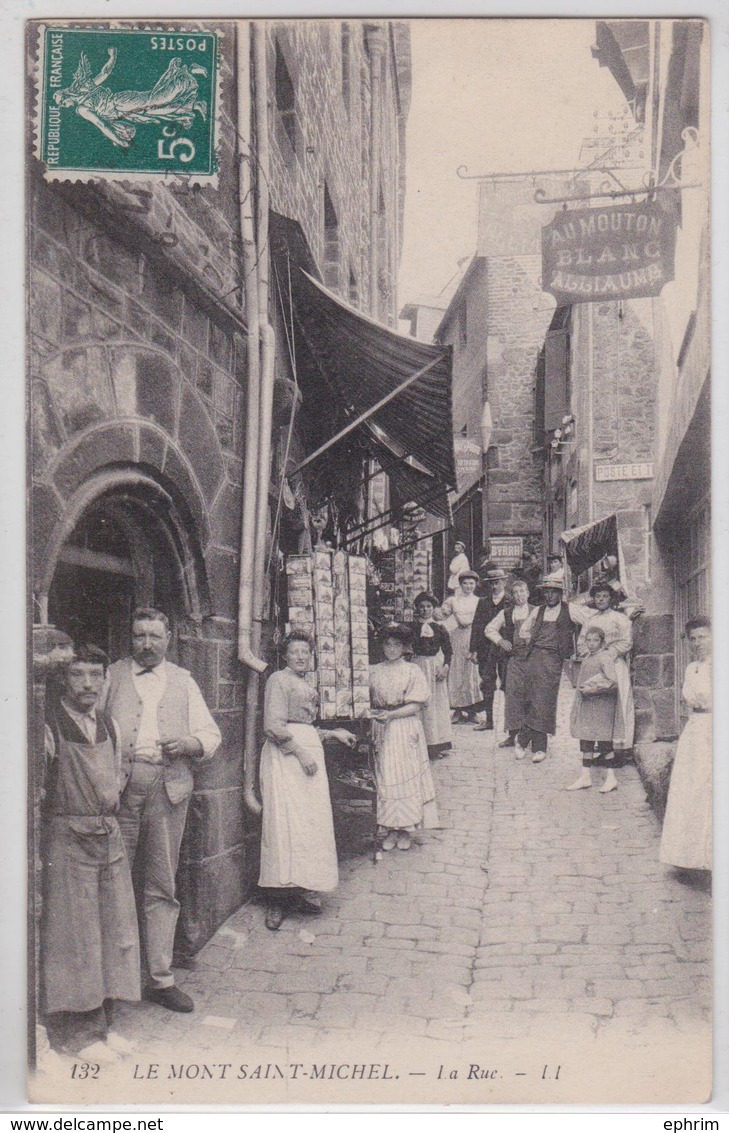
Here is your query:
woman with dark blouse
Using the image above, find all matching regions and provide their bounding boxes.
[411,591,454,760]
[258,632,356,930]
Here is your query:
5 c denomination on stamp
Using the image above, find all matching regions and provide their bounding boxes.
[35,25,219,182]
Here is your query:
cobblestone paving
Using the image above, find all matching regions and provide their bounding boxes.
[98,678,711,1101]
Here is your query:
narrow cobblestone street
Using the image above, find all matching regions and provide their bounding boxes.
[47,680,711,1105]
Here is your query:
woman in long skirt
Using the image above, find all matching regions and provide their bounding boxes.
[259,632,356,930]
[660,617,712,874]
[370,624,440,852]
[439,571,483,723]
[411,591,453,760]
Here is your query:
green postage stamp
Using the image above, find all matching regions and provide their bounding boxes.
[35,25,219,182]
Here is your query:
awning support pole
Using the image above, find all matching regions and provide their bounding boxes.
[286,354,444,478]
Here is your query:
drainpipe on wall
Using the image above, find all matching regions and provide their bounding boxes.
[242,23,276,815]
[236,19,266,681]
[366,23,385,319]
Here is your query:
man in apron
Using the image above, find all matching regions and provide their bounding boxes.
[42,644,140,1058]
[517,575,578,763]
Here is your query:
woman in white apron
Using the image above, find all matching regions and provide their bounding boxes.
[259,632,356,930]
[660,617,712,875]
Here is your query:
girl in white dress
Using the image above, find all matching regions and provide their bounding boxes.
[370,624,440,852]
[660,617,712,874]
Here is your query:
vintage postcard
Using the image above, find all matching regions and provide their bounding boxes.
[25,15,713,1106]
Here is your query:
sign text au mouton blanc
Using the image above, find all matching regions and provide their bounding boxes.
[542,203,676,305]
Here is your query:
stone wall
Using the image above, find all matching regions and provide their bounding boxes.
[29,175,250,949]
[28,18,410,959]
[266,19,410,324]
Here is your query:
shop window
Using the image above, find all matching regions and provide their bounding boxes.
[544,307,571,432]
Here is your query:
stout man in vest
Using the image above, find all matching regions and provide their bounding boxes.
[516,575,578,763]
[107,607,221,1013]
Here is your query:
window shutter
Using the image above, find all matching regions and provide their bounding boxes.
[544,328,569,432]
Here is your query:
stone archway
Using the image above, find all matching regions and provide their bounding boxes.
[41,467,211,655]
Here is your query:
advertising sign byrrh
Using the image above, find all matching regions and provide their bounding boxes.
[489,536,524,570]
[542,201,676,305]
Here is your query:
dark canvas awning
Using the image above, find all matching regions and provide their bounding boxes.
[270,212,455,518]
[560,514,618,575]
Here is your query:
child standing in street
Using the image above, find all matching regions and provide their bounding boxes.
[566,625,621,794]
[370,624,439,851]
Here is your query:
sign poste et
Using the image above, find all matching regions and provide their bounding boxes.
[595,462,654,482]
[542,202,676,305]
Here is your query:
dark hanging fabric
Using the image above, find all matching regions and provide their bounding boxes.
[560,514,619,576]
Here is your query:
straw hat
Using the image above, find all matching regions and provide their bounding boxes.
[537,573,566,591]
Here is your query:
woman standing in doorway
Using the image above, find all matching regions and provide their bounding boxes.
[411,591,453,760]
[439,571,483,723]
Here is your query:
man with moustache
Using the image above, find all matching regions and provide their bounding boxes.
[106,607,221,1014]
[516,575,579,764]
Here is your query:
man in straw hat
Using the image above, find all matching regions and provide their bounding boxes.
[513,573,579,763]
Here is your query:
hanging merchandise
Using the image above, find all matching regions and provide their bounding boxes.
[285,549,370,719]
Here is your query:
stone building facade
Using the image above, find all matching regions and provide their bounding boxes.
[545,19,710,797]
[29,17,411,991]
[434,181,556,568]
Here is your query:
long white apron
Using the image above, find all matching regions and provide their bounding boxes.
[258,723,338,891]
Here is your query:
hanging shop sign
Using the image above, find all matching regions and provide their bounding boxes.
[453,435,483,496]
[542,202,676,304]
[489,536,524,570]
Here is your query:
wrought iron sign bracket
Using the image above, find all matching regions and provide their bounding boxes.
[533,128,702,206]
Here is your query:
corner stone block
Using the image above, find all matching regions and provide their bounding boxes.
[138,424,167,474]
[160,443,209,547]
[183,787,246,861]
[178,636,219,707]
[634,655,662,689]
[178,386,226,506]
[32,483,63,578]
[135,353,179,434]
[660,654,676,688]
[53,424,137,500]
[194,709,245,791]
[634,708,656,743]
[650,688,679,741]
[175,845,248,958]
[633,614,674,655]
[206,547,241,623]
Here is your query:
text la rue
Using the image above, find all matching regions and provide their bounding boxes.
[437,1064,562,1080]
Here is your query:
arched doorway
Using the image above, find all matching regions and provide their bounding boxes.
[44,472,209,659]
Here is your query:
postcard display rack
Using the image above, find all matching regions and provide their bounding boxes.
[285,550,378,859]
